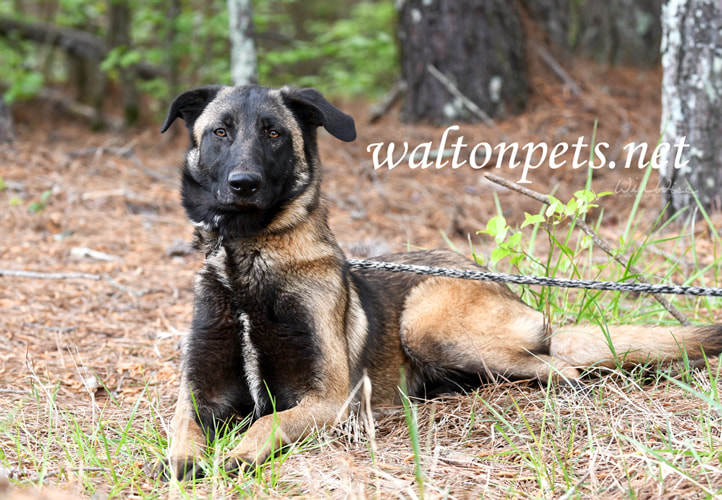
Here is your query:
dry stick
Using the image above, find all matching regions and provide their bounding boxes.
[426,64,509,142]
[368,80,407,123]
[535,47,582,96]
[38,89,123,131]
[0,268,101,280]
[484,173,692,326]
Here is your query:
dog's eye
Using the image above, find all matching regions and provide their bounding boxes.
[214,128,227,138]
[268,129,279,139]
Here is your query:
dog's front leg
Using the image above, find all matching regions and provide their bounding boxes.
[166,374,207,480]
[224,395,344,473]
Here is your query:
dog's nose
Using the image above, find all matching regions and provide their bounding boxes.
[228,172,262,198]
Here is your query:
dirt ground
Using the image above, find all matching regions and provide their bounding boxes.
[1,55,721,498]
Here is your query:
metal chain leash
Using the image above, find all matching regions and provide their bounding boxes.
[347,259,722,298]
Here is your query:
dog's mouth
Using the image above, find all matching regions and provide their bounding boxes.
[217,201,263,212]
[213,188,269,211]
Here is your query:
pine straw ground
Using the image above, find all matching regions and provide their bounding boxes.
[1,57,722,499]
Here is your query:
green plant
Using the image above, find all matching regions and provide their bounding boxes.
[256,1,398,96]
[28,190,52,213]
[0,39,46,104]
[399,383,425,498]
[0,0,399,110]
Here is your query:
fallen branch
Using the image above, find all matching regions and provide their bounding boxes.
[368,80,407,123]
[0,17,164,80]
[0,268,101,280]
[103,274,150,297]
[484,173,692,326]
[0,17,103,60]
[0,466,109,482]
[536,47,582,96]
[427,64,508,141]
[39,88,123,130]
[0,388,31,395]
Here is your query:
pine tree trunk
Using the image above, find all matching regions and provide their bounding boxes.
[397,0,527,124]
[228,0,258,86]
[166,0,182,99]
[107,0,139,127]
[521,0,662,66]
[0,94,14,143]
[660,0,722,217]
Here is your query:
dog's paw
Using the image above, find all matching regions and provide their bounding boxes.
[148,457,204,482]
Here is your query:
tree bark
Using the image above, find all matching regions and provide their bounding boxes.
[228,0,258,86]
[521,0,662,66]
[0,94,14,143]
[107,0,140,127]
[660,0,722,217]
[166,0,182,99]
[398,0,528,124]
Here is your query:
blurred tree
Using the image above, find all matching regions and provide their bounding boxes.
[522,0,662,66]
[228,0,257,85]
[166,0,182,98]
[256,1,398,97]
[106,0,140,126]
[0,94,14,143]
[659,0,722,217]
[397,0,527,124]
[0,0,398,124]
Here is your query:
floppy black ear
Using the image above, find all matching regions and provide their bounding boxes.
[281,86,356,142]
[160,85,224,143]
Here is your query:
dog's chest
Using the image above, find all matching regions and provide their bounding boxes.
[204,246,321,414]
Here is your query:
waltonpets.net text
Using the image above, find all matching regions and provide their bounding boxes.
[366,125,691,184]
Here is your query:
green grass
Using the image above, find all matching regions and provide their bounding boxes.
[462,167,722,497]
[1,171,721,498]
[399,371,426,498]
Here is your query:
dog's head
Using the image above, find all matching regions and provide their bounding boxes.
[161,85,356,238]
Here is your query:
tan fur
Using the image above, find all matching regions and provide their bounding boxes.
[265,184,321,235]
[162,85,722,481]
[221,278,351,468]
[345,285,369,369]
[168,375,209,478]
[269,88,310,189]
[192,87,236,146]
[238,194,336,264]
[549,324,718,368]
[400,277,581,386]
[226,395,343,470]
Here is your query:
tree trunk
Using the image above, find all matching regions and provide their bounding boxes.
[521,0,662,66]
[0,94,14,143]
[398,0,527,124]
[660,0,722,217]
[228,0,258,86]
[107,0,139,127]
[166,0,182,99]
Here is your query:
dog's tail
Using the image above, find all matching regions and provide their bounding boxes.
[549,324,722,369]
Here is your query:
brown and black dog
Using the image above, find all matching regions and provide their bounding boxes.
[159,84,722,480]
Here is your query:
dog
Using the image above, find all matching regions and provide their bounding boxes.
[158,84,722,480]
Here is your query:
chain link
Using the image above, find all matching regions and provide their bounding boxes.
[347,259,722,298]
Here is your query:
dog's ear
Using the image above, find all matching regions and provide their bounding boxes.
[281,87,356,142]
[160,85,223,142]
